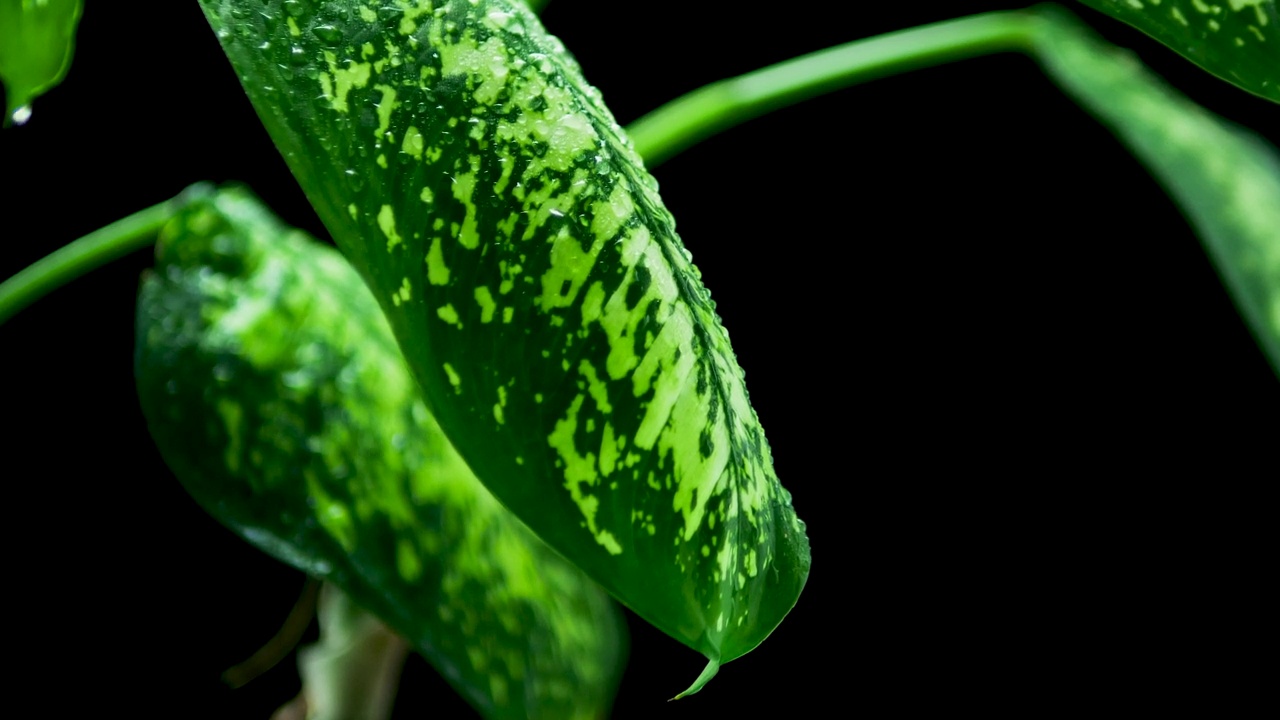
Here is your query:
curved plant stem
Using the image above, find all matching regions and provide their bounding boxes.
[0,183,210,326]
[626,11,1040,168]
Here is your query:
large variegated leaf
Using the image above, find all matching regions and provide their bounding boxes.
[1035,8,1280,375]
[0,0,83,125]
[1078,0,1280,102]
[134,187,625,720]
[197,0,810,694]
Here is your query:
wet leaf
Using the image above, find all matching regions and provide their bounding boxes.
[1035,8,1280,375]
[134,187,625,720]
[196,0,810,695]
[1078,0,1280,102]
[0,0,83,125]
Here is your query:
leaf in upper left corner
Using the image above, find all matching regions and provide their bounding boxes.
[0,0,84,126]
[1077,0,1280,102]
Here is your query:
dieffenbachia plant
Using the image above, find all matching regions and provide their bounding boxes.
[197,0,814,699]
[1,0,1278,717]
[134,186,625,719]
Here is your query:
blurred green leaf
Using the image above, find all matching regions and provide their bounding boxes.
[134,187,625,720]
[1078,0,1280,102]
[0,0,83,125]
[1036,7,1280,375]
[197,0,810,695]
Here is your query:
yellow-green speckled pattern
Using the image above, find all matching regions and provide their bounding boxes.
[198,0,810,690]
[1079,0,1279,101]
[134,187,624,720]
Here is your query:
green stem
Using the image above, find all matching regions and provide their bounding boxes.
[0,183,210,326]
[625,11,1040,168]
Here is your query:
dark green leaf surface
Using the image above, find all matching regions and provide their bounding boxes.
[1078,0,1280,102]
[197,0,810,693]
[134,187,625,720]
[0,0,83,125]
[1034,9,1280,377]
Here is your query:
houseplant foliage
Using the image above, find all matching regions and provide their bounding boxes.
[134,185,625,719]
[196,0,814,700]
[0,0,82,125]
[0,0,1277,717]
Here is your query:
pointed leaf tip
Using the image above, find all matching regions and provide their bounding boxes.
[672,658,721,700]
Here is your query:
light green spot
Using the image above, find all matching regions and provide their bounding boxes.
[438,303,462,327]
[420,186,434,204]
[374,84,397,140]
[378,204,402,251]
[287,16,300,37]
[403,125,425,159]
[396,538,422,581]
[426,237,450,286]
[347,203,358,220]
[436,33,510,106]
[323,50,371,114]
[451,170,481,249]
[475,286,497,323]
[502,306,514,324]
[578,359,613,414]
[548,395,623,555]
[216,399,243,473]
[538,228,593,311]
[306,469,356,553]
[359,5,377,22]
[443,362,461,393]
[377,154,388,168]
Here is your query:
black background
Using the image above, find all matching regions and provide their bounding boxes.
[1,1,1276,716]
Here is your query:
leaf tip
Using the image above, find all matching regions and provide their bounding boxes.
[670,657,720,701]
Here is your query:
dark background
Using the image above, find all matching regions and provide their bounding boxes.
[2,1,1275,716]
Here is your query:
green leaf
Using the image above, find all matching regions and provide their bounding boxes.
[1077,0,1280,102]
[134,187,625,720]
[1034,8,1280,376]
[197,0,810,694]
[0,0,83,125]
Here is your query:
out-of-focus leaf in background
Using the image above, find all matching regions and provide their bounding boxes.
[1036,7,1280,376]
[134,186,626,720]
[0,0,83,125]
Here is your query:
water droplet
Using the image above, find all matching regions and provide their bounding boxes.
[10,105,31,125]
[345,168,365,191]
[283,0,306,18]
[312,24,342,46]
[289,46,308,65]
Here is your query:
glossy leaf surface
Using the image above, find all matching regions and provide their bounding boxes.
[1035,8,1280,375]
[134,187,625,720]
[0,0,83,125]
[1078,0,1280,102]
[197,0,810,693]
